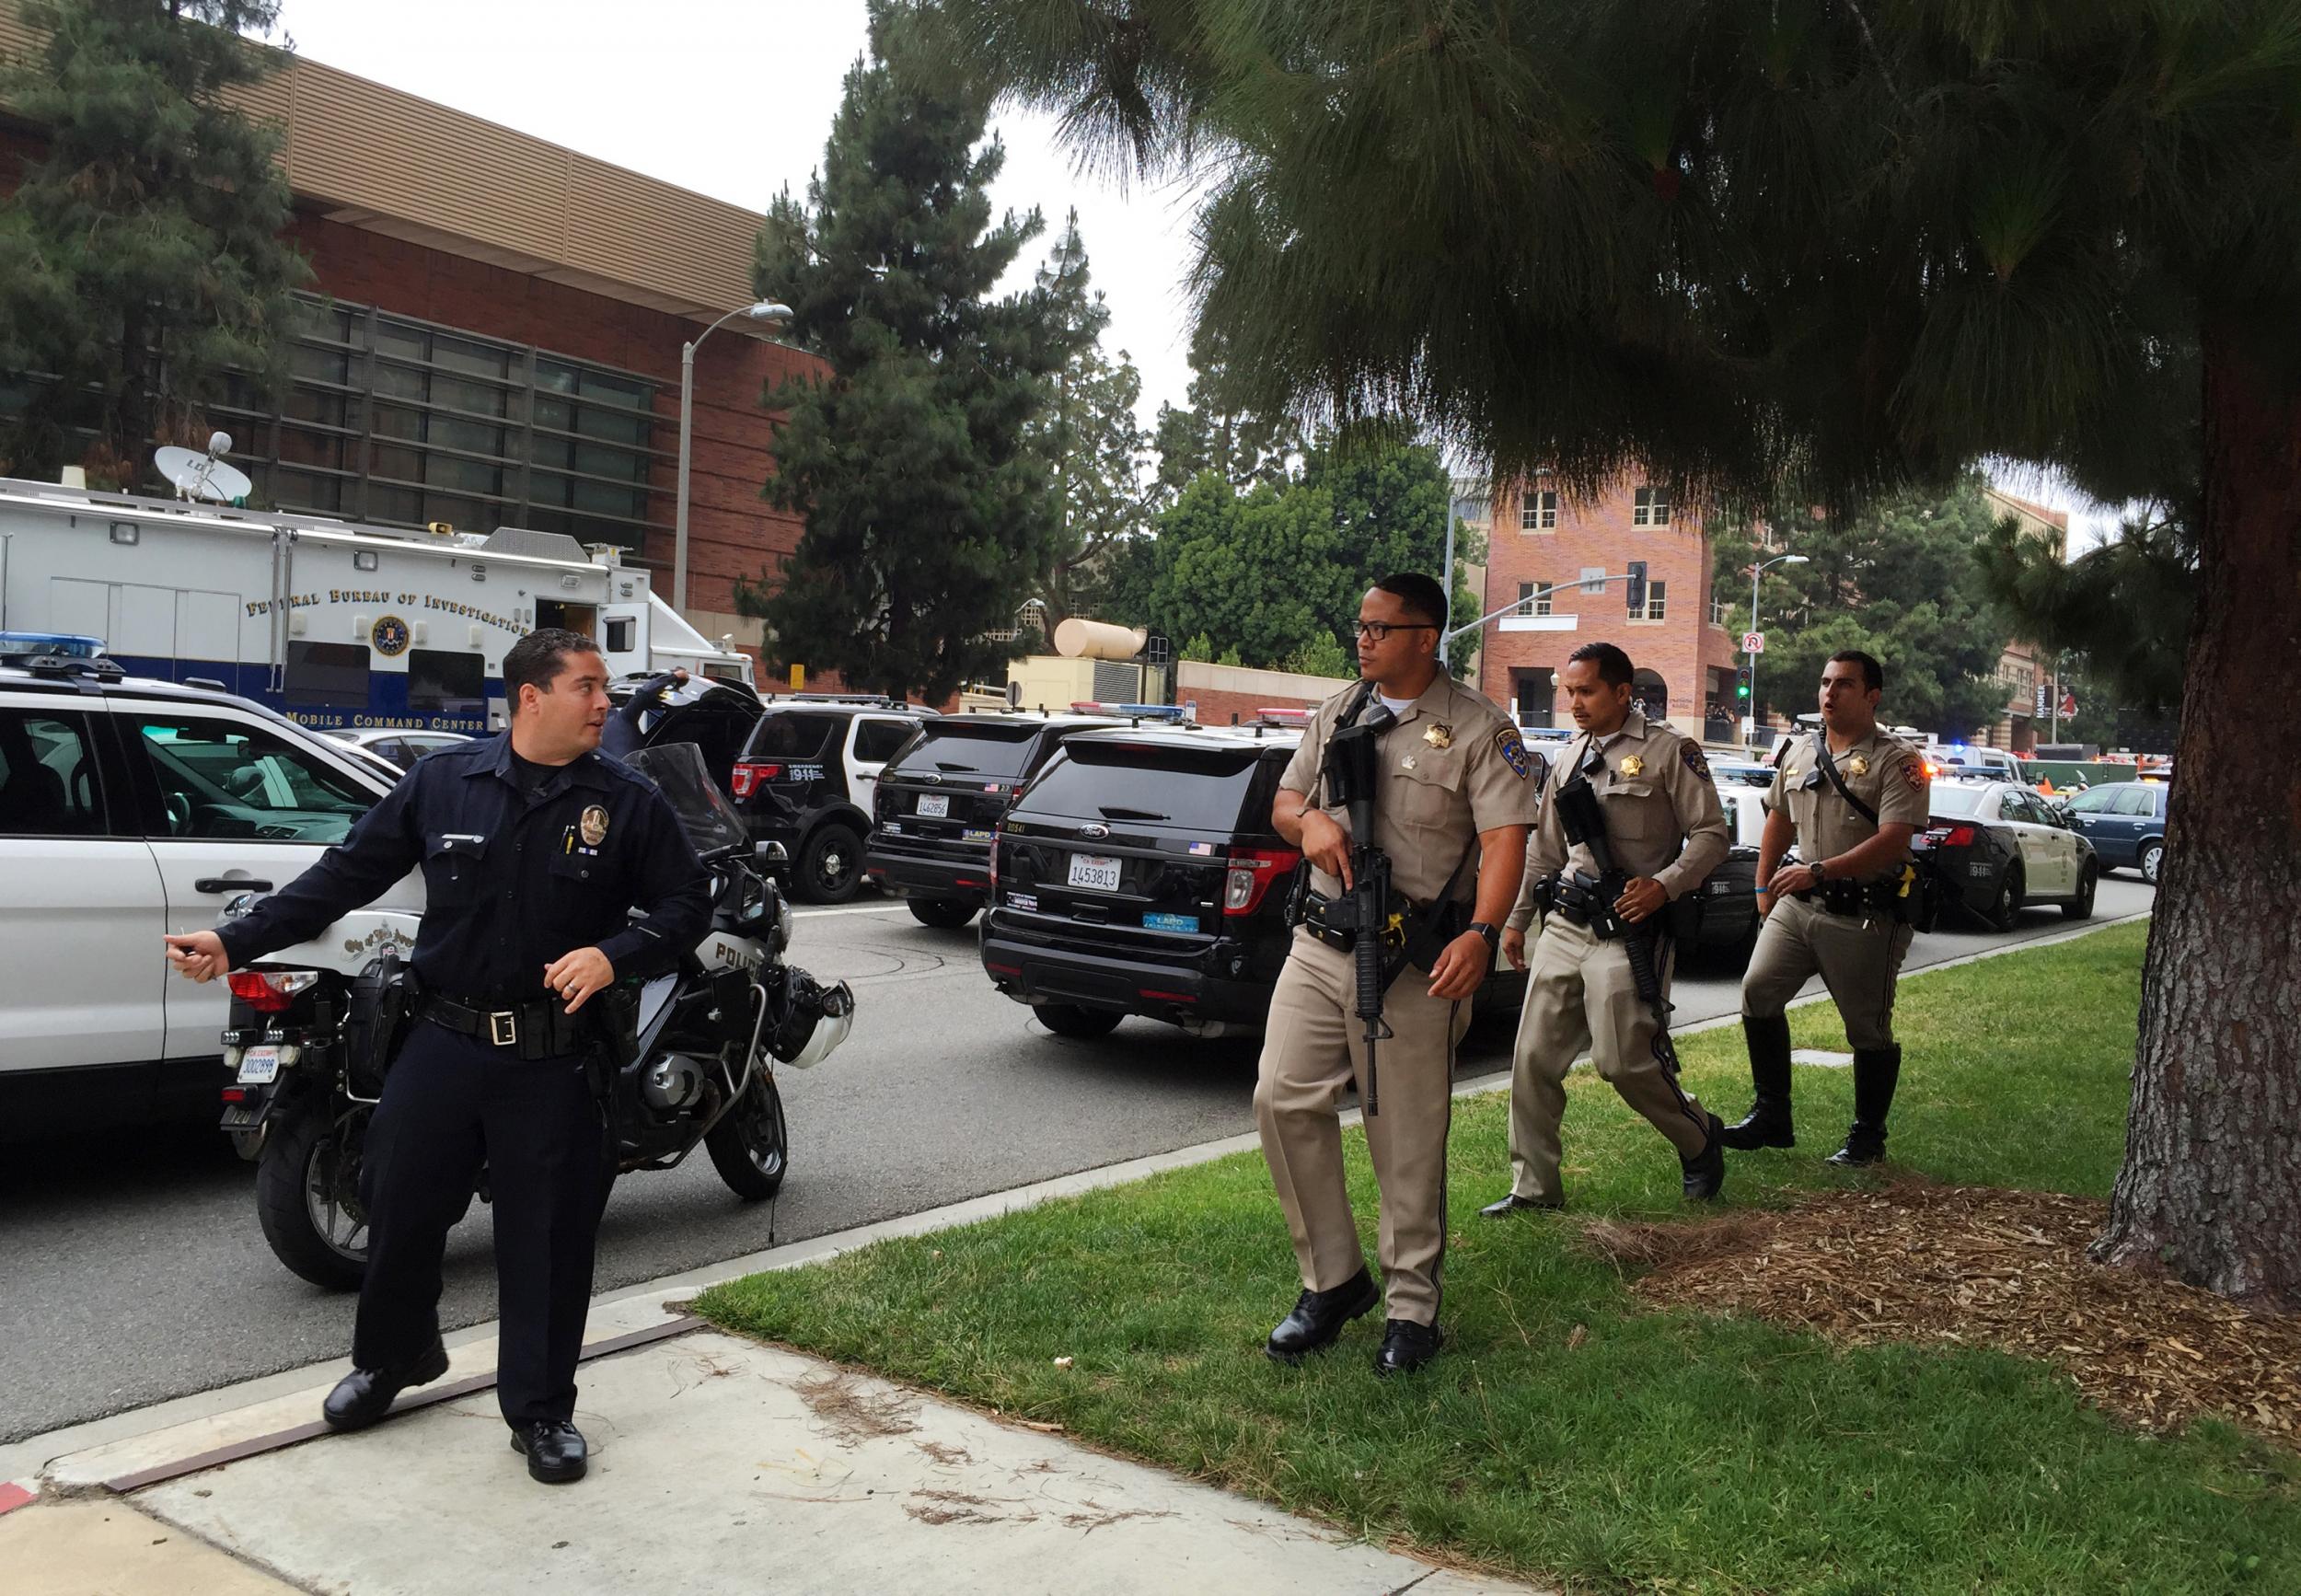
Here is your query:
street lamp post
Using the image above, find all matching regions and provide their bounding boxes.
[1746,551,1809,741]
[673,299,792,616]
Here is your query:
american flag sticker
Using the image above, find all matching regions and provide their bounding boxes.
[1188,841,1214,856]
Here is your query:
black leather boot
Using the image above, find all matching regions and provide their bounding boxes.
[1266,1268,1382,1363]
[1718,1014,1796,1150]
[1681,1112,1727,1200]
[1826,1045,1902,1166]
[1477,1192,1564,1218]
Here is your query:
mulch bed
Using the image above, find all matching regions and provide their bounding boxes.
[1579,1184,2301,1443]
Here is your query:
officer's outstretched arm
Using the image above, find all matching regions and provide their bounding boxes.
[212,772,426,970]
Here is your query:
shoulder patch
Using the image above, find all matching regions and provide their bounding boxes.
[1494,725,1532,779]
[1901,754,1928,791]
[1680,742,1712,781]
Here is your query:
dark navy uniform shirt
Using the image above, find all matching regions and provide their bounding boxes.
[218,733,711,1001]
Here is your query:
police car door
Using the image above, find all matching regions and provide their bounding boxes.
[0,697,168,1073]
[122,706,423,1060]
[847,716,916,815]
[1995,787,2070,895]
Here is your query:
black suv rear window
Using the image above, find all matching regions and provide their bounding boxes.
[743,711,838,762]
[1022,739,1282,832]
[898,721,1047,781]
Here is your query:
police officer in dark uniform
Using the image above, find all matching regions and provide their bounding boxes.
[165,629,710,1484]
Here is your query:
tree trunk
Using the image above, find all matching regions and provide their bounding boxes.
[2095,315,2301,1307]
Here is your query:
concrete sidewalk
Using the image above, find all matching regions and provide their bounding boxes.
[4,1284,1540,1595]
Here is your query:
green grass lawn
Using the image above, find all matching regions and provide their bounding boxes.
[700,921,2301,1593]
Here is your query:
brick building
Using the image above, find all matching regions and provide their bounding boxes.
[1979,488,2072,752]
[0,4,815,666]
[1476,475,1741,741]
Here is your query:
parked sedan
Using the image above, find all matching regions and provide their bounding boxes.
[2061,780,2169,884]
[1911,779,2099,930]
[321,727,471,772]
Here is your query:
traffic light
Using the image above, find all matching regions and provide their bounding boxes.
[1625,560,1648,616]
[1735,666,1752,700]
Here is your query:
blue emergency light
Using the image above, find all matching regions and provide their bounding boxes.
[0,631,108,660]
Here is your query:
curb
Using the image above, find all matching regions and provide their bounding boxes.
[12,911,2150,1499]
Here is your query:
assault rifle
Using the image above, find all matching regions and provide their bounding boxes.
[1323,682,1398,1116]
[1552,763,1678,1074]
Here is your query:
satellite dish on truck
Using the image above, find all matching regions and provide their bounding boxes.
[154,432,253,504]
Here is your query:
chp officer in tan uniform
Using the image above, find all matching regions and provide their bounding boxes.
[1481,642,1731,1215]
[1722,650,1930,1165]
[1257,573,1538,1376]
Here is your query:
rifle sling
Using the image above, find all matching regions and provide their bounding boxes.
[1812,735,1880,826]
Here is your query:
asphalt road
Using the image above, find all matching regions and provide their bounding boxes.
[0,876,2153,1445]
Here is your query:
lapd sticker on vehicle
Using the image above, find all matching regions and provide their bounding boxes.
[1143,911,1200,933]
[791,763,826,782]
[1494,726,1531,779]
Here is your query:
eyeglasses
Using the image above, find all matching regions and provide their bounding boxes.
[1351,620,1438,642]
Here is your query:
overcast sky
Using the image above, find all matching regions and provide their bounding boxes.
[269,0,2125,548]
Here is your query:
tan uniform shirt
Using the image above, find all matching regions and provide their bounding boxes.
[1766,727,1930,879]
[1506,711,1730,931]
[1280,674,1541,907]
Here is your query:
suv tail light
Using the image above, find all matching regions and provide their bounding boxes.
[227,969,319,1012]
[1223,848,1301,916]
[731,761,783,799]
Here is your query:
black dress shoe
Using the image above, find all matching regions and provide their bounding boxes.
[1266,1268,1381,1364]
[1372,1318,1444,1377]
[1477,1192,1564,1218]
[509,1418,589,1484]
[320,1338,450,1432]
[1682,1113,1727,1200]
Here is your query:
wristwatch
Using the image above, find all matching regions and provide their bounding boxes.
[1467,921,1502,959]
[1811,858,1829,882]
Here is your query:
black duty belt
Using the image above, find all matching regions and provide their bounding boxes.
[1792,877,1904,919]
[418,992,590,1060]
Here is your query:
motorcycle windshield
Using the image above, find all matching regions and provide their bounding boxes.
[624,742,750,857]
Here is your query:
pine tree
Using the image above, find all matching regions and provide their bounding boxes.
[0,0,308,485]
[1024,213,1150,630]
[737,0,1079,703]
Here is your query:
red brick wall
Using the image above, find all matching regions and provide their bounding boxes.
[1477,478,1741,739]
[1185,685,1334,727]
[282,210,822,623]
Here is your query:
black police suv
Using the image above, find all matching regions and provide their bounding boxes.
[727,696,933,903]
[864,711,1124,930]
[979,723,1306,1038]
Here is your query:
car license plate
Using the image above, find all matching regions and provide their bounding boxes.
[237,1045,281,1085]
[1068,853,1122,892]
[917,794,950,818]
[1143,911,1199,933]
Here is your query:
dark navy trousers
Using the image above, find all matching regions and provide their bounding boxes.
[353,1022,613,1425]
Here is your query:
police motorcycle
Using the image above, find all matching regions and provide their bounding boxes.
[216,743,854,1289]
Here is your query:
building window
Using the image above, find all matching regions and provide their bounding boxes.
[192,295,665,552]
[1633,486,1671,526]
[1642,581,1668,621]
[1579,565,1605,594]
[1516,581,1553,618]
[1710,591,1728,626]
[1519,490,1557,532]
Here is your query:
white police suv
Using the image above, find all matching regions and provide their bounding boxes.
[0,634,416,1126]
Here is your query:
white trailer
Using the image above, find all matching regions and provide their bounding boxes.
[0,475,752,732]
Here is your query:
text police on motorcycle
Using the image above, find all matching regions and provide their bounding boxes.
[1721,650,1929,1167]
[1484,642,1730,1216]
[1258,573,1537,1377]
[165,628,710,1485]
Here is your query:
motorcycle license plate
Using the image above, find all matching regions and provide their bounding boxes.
[917,794,950,818]
[237,1045,282,1085]
[1068,853,1122,892]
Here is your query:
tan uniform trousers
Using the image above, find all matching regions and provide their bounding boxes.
[1255,931,1471,1327]
[1740,894,1914,1050]
[1506,916,1711,1202]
